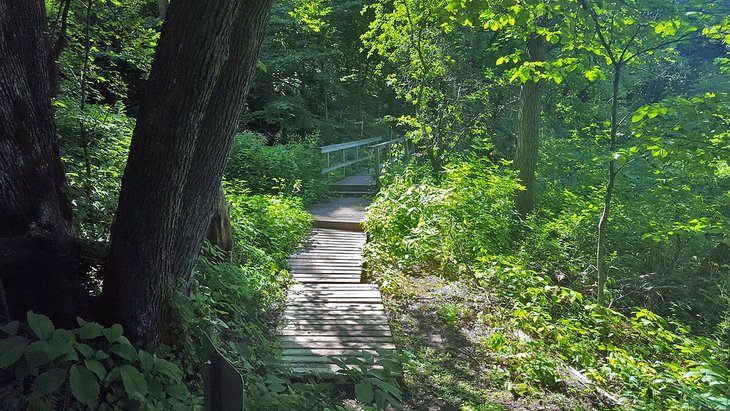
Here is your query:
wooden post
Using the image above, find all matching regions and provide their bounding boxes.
[375,146,382,187]
[202,336,245,411]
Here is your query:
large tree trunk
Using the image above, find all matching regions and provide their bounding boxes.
[0,0,83,327]
[513,34,546,217]
[97,0,272,346]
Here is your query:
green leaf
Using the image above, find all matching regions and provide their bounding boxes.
[257,59,268,73]
[75,342,94,359]
[110,342,138,361]
[106,366,121,383]
[103,324,124,343]
[24,341,62,368]
[70,364,100,405]
[120,364,148,399]
[355,381,374,403]
[378,359,402,374]
[29,368,67,400]
[152,358,182,379]
[0,321,19,336]
[138,350,155,373]
[585,67,601,82]
[362,350,375,366]
[166,384,190,400]
[0,336,29,368]
[77,318,104,340]
[27,311,55,340]
[84,359,107,380]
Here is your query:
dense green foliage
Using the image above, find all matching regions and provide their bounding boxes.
[0,313,195,409]
[244,0,399,143]
[365,165,729,409]
[225,132,329,205]
[6,0,727,408]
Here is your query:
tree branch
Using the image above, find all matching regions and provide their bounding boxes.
[577,0,616,63]
[624,31,697,63]
[619,23,644,63]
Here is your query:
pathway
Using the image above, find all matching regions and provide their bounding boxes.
[280,198,395,373]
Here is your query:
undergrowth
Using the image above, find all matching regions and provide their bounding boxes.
[364,162,730,410]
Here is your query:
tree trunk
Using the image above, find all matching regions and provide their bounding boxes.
[0,0,83,327]
[513,34,546,217]
[97,0,273,346]
[596,64,621,306]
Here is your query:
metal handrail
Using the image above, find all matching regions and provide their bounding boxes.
[319,137,382,153]
[368,137,404,149]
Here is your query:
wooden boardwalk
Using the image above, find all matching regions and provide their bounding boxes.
[281,199,394,373]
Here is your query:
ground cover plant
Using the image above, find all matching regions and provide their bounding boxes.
[364,162,729,410]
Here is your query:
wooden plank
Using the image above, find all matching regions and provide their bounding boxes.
[293,279,361,284]
[291,275,362,280]
[280,329,392,337]
[293,279,361,283]
[282,318,389,326]
[288,294,382,300]
[290,266,362,270]
[290,270,363,275]
[288,292,381,298]
[282,335,393,342]
[283,348,388,357]
[290,255,364,261]
[282,311,386,322]
[285,304,385,310]
[290,284,377,290]
[290,267,363,271]
[282,324,391,332]
[295,245,364,250]
[319,137,381,154]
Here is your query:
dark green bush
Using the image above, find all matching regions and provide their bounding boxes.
[0,312,197,410]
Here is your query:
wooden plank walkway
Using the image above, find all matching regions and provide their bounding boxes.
[281,200,394,373]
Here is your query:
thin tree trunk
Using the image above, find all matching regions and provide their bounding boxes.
[0,0,83,327]
[97,0,273,346]
[513,34,546,217]
[596,64,621,306]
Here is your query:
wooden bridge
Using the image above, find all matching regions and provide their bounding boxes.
[279,137,415,373]
[318,136,412,195]
[281,197,394,373]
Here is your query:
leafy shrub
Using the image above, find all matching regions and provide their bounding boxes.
[0,312,197,410]
[225,184,313,266]
[225,131,329,205]
[330,349,404,409]
[365,164,730,410]
[365,159,521,276]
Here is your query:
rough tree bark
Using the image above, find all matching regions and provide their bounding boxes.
[97,0,273,346]
[0,0,84,327]
[513,33,546,217]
